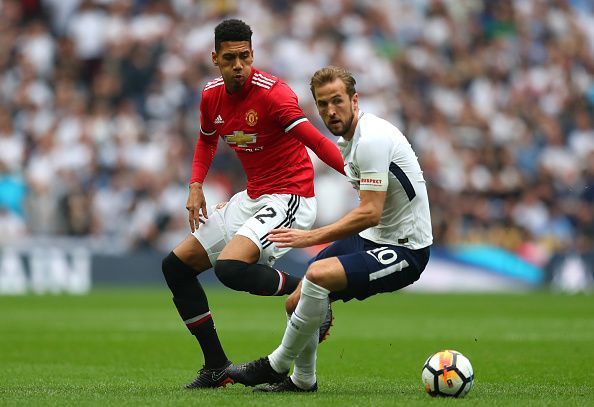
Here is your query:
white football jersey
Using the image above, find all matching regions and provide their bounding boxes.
[338,112,433,249]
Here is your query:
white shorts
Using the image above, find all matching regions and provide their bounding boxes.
[192,190,317,266]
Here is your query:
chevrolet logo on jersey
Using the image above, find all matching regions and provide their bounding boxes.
[224,131,257,147]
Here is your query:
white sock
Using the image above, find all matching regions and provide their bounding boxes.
[291,330,318,389]
[269,278,329,373]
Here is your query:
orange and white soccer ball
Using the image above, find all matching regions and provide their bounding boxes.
[421,349,474,398]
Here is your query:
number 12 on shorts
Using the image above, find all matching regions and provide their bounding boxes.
[255,206,277,224]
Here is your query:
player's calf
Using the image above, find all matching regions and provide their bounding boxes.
[214,259,300,296]
[318,302,334,343]
[284,282,335,343]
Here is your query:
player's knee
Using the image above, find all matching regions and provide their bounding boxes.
[162,252,177,279]
[304,262,329,287]
[162,251,192,288]
[214,259,250,291]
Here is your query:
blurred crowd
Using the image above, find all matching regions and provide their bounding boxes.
[0,0,593,269]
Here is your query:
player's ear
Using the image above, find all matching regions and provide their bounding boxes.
[211,51,218,66]
[352,92,359,110]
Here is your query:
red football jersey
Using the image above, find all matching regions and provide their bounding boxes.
[194,68,316,198]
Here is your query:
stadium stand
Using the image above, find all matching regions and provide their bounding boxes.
[0,0,592,281]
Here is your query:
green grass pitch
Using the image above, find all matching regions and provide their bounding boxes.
[1,288,593,406]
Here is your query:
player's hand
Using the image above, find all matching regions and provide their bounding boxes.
[186,182,208,232]
[267,228,316,248]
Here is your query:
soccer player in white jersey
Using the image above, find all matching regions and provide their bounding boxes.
[228,66,433,392]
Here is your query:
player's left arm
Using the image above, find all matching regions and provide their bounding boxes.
[268,134,391,248]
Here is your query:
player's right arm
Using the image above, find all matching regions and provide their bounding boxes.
[291,122,345,175]
[268,132,391,247]
[187,97,219,232]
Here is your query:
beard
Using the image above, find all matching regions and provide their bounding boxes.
[228,76,244,91]
[327,110,355,137]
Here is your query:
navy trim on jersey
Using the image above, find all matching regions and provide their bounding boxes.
[389,162,416,201]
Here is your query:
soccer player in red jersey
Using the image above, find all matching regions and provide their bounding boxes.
[160,19,345,389]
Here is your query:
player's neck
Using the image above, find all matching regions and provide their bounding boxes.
[342,110,359,141]
[225,82,242,94]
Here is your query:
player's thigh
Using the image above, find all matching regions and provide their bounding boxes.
[236,194,317,266]
[332,244,430,302]
[364,246,426,294]
[308,234,366,265]
[218,235,261,263]
[172,234,212,273]
[191,190,250,266]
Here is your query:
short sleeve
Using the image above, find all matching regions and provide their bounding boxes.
[267,82,307,132]
[356,134,392,191]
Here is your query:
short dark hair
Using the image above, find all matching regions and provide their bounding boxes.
[310,66,357,100]
[214,19,252,51]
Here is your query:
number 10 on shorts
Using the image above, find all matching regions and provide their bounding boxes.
[366,247,398,265]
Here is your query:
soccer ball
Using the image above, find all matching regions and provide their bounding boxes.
[421,349,474,398]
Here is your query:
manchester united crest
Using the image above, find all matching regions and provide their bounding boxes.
[245,109,258,126]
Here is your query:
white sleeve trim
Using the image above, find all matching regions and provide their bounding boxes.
[200,126,217,136]
[284,117,308,133]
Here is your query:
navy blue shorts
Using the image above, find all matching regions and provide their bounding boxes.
[308,235,430,302]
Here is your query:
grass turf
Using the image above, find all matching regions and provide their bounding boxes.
[0,288,592,406]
